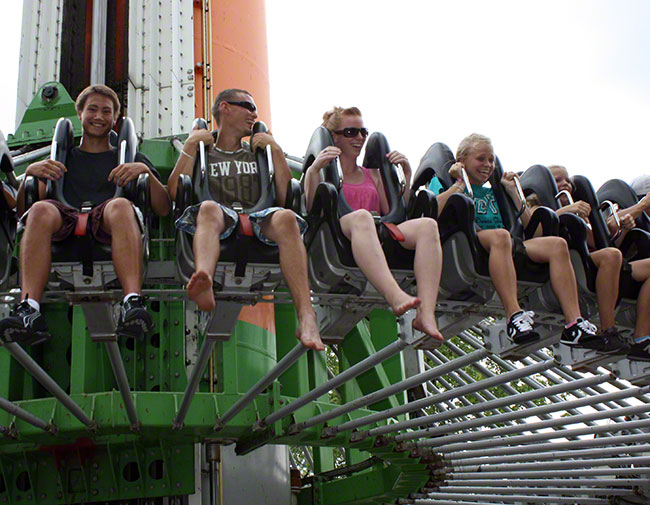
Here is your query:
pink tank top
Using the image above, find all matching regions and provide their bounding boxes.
[342,166,381,214]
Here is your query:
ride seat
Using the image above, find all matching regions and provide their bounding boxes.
[0,130,18,290]
[414,143,559,310]
[23,117,151,292]
[174,120,301,294]
[302,127,432,297]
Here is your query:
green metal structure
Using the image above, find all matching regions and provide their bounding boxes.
[1,82,649,505]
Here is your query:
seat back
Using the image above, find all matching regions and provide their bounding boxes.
[413,142,455,196]
[0,131,17,289]
[573,175,612,250]
[362,132,408,224]
[597,179,650,233]
[519,164,561,211]
[191,120,275,213]
[46,117,139,208]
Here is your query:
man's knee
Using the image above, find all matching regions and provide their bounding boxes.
[104,197,135,221]
[197,201,225,230]
[272,209,300,234]
[26,201,61,231]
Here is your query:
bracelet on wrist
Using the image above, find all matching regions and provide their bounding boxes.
[180,150,195,160]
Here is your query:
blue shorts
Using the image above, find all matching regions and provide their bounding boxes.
[175,202,308,246]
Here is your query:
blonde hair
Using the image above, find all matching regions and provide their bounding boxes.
[456,133,493,162]
[321,106,362,133]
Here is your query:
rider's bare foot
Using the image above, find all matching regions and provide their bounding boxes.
[187,270,215,312]
[390,295,421,317]
[296,311,325,351]
[413,313,444,342]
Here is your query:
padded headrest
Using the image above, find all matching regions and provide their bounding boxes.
[363,132,406,223]
[573,175,610,250]
[302,126,338,186]
[413,142,455,190]
[597,178,650,233]
[0,131,15,174]
[192,119,275,213]
[46,118,75,204]
[117,117,138,164]
[519,165,561,211]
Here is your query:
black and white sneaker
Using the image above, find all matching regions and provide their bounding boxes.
[507,310,540,345]
[0,300,50,346]
[561,319,628,354]
[116,295,154,339]
[628,335,650,362]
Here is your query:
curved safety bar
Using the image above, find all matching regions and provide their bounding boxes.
[598,178,650,233]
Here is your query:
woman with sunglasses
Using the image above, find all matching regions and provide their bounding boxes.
[304,106,444,343]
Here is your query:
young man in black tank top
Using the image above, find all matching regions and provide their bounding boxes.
[168,88,324,351]
[0,84,171,345]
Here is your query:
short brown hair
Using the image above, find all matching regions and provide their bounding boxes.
[321,106,362,134]
[211,88,253,125]
[75,84,121,117]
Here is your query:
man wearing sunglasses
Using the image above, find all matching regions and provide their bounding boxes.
[167,88,325,352]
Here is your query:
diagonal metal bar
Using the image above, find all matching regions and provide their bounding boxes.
[452,443,650,467]
[173,337,216,429]
[446,432,650,459]
[257,338,408,429]
[456,456,650,473]
[395,372,613,442]
[419,492,610,504]
[291,349,487,434]
[0,396,54,433]
[4,343,95,429]
[420,403,650,448]
[215,343,308,430]
[423,486,635,496]
[422,418,650,453]
[104,341,140,430]
[327,359,555,437]
[395,382,648,440]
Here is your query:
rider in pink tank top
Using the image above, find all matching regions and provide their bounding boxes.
[342,166,381,214]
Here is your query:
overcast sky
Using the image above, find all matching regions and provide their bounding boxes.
[2,1,649,190]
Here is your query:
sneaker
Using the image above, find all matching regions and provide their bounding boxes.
[561,319,628,354]
[116,295,153,339]
[0,300,50,346]
[600,327,631,355]
[507,310,540,345]
[628,335,650,362]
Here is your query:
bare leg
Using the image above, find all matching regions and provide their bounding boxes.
[20,201,63,302]
[524,236,581,323]
[187,202,225,311]
[631,258,650,338]
[590,247,622,330]
[397,217,443,341]
[102,198,143,295]
[261,210,324,351]
[477,229,521,317]
[340,210,420,315]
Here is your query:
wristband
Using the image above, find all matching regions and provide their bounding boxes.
[180,150,194,160]
[456,177,463,184]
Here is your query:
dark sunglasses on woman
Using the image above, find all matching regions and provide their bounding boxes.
[334,127,369,138]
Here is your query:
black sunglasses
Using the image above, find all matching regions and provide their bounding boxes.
[334,127,369,138]
[226,100,257,113]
